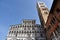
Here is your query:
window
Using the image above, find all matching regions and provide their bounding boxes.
[56,8,60,13]
[30,31,31,33]
[56,25,60,33]
[32,31,34,33]
[44,12,48,14]
[40,34,43,37]
[50,20,54,25]
[23,25,24,27]
[17,31,18,33]
[32,27,35,30]
[37,31,39,33]
[42,8,46,10]
[12,31,13,33]
[14,31,16,33]
[24,31,26,33]
[9,31,11,34]
[24,27,26,30]
[53,17,55,21]
[54,31,58,37]
[39,3,44,5]
[22,31,23,33]
[16,34,17,37]
[50,17,55,25]
[16,26,18,28]
[47,25,51,31]
[19,31,21,33]
[28,27,30,30]
[41,6,45,7]
[26,31,29,33]
[50,33,54,39]
[18,25,19,28]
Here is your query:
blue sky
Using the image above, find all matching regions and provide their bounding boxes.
[0,0,53,40]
